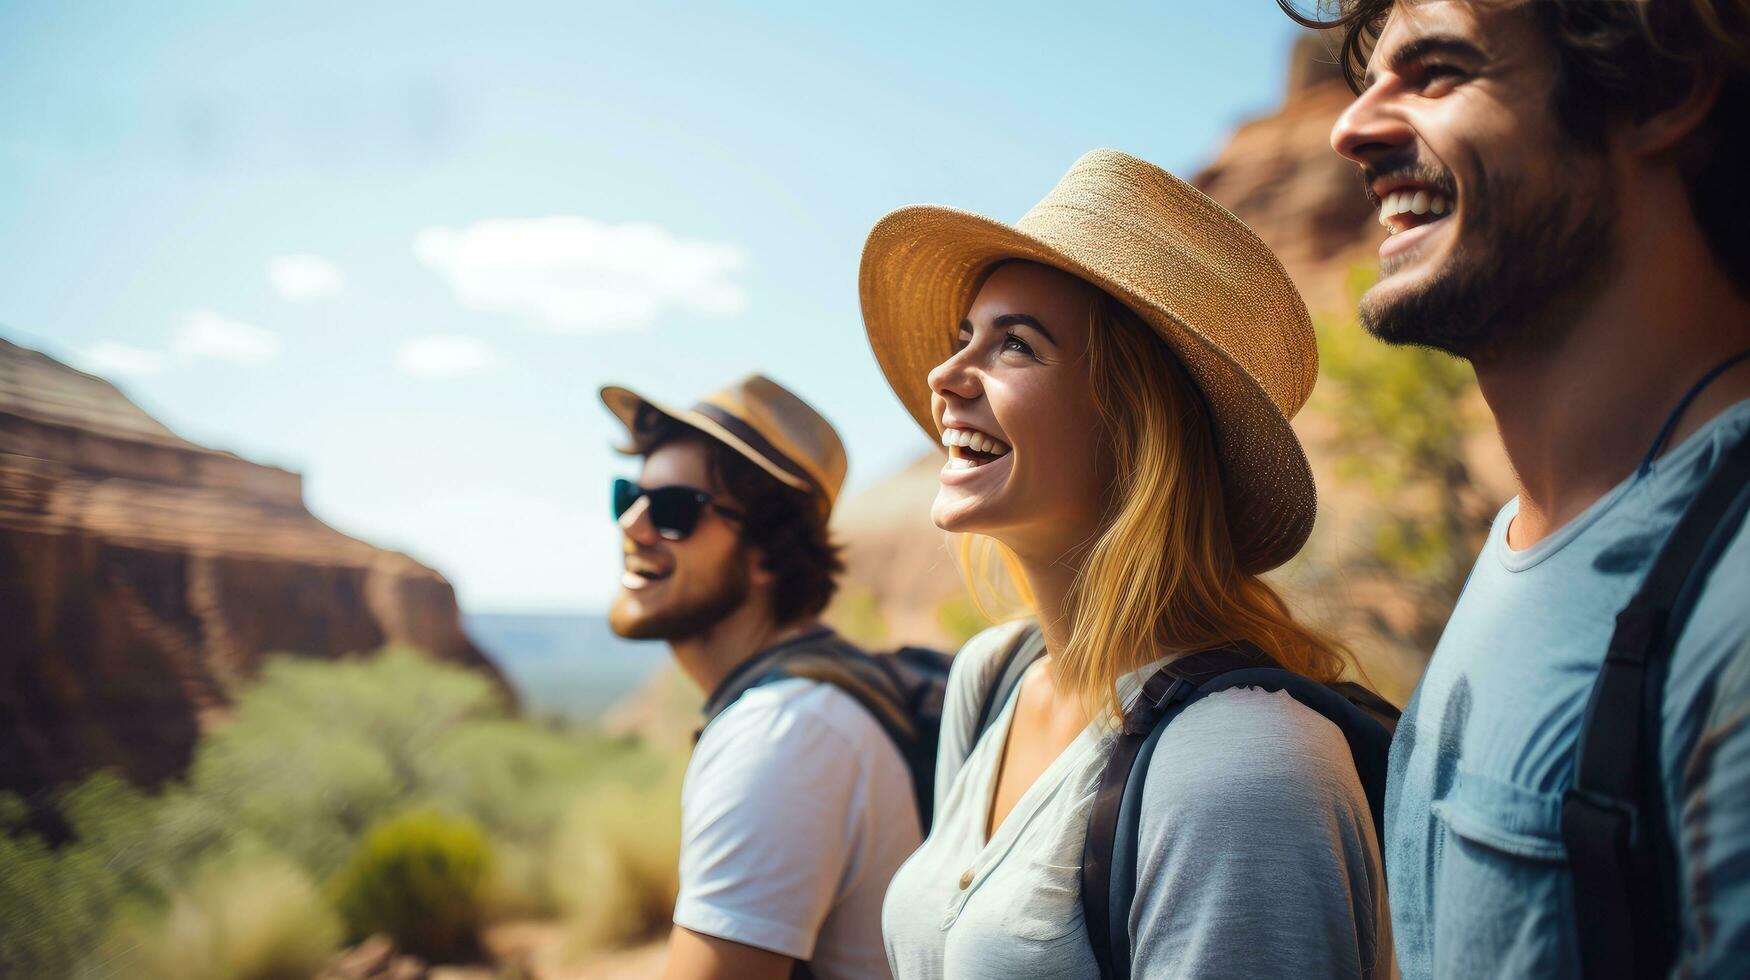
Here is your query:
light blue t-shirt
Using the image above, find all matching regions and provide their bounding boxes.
[883,622,1388,980]
[1386,400,1750,977]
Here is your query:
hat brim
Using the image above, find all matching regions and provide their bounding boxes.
[599,385,823,501]
[858,205,1315,573]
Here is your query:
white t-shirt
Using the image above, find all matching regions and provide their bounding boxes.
[675,676,922,980]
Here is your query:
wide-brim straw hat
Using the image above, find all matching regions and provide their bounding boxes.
[600,373,847,514]
[859,148,1317,573]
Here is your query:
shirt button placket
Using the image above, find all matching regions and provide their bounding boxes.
[941,866,977,930]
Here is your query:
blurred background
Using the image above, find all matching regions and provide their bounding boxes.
[0,2,1510,977]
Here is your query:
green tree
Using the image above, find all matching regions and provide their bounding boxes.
[1314,266,1490,650]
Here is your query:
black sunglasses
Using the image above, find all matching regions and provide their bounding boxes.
[612,478,745,541]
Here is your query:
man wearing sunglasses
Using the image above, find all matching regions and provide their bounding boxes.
[601,375,920,980]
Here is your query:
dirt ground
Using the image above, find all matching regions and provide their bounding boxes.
[483,921,667,980]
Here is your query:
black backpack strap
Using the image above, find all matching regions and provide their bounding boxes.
[970,623,1049,745]
[697,628,936,823]
[1080,646,1399,980]
[1080,646,1270,980]
[1179,669,1396,849]
[697,626,843,732]
[1564,428,1750,980]
[698,629,919,750]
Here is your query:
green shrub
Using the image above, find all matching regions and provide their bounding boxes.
[935,595,992,647]
[1311,265,1487,650]
[330,809,492,963]
[1,650,683,973]
[187,648,505,878]
[94,853,343,980]
[0,797,124,980]
[552,774,682,951]
[827,586,890,648]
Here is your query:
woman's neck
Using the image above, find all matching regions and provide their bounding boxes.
[1014,549,1084,687]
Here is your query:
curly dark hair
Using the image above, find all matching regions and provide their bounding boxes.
[1280,0,1750,296]
[644,418,844,626]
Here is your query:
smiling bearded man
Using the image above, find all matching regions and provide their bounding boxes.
[1281,0,1750,976]
[601,375,922,980]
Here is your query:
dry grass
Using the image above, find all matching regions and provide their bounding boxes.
[92,854,342,980]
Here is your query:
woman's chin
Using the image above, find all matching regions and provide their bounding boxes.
[931,486,989,533]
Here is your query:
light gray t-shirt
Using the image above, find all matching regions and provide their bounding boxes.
[882,621,1391,979]
[677,677,922,980]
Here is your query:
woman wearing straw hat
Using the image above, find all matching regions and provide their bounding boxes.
[863,150,1389,978]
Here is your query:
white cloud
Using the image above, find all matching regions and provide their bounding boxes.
[413,216,747,333]
[266,254,345,302]
[172,310,282,364]
[395,335,503,379]
[72,341,168,378]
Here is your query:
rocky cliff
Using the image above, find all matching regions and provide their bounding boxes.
[1194,33,1385,312]
[0,338,501,801]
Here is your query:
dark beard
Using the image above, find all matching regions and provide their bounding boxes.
[1361,149,1617,362]
[608,554,751,642]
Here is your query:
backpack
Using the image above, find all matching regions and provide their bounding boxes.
[1563,425,1750,979]
[698,627,953,832]
[969,623,1399,980]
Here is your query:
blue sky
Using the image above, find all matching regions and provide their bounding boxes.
[0,0,1307,612]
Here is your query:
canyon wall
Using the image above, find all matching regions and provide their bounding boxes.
[0,338,502,801]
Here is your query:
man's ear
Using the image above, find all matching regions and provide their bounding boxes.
[744,544,776,590]
[1629,64,1724,159]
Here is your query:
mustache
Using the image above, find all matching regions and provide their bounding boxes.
[1360,152,1459,208]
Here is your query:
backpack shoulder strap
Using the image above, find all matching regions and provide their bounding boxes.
[1080,645,1399,980]
[697,629,909,741]
[1079,646,1272,980]
[697,627,839,730]
[970,622,1049,746]
[1564,427,1750,980]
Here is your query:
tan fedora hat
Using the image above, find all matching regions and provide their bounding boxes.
[859,148,1318,573]
[600,374,848,513]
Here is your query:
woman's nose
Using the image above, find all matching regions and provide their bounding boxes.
[927,344,980,404]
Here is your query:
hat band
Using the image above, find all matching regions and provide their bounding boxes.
[692,402,823,498]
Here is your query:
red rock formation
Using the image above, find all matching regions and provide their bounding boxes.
[0,338,502,800]
[1192,33,1385,313]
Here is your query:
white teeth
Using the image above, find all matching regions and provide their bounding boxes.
[939,427,1010,456]
[1377,189,1454,229]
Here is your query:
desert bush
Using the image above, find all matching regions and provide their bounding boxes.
[330,809,492,963]
[0,795,124,979]
[92,852,343,980]
[552,772,683,951]
[827,585,890,648]
[935,595,992,647]
[186,648,505,878]
[1312,266,1490,651]
[2,649,683,974]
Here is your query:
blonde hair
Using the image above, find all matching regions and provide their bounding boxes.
[956,287,1350,714]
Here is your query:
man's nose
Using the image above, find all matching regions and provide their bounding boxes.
[619,496,661,546]
[1331,82,1415,169]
